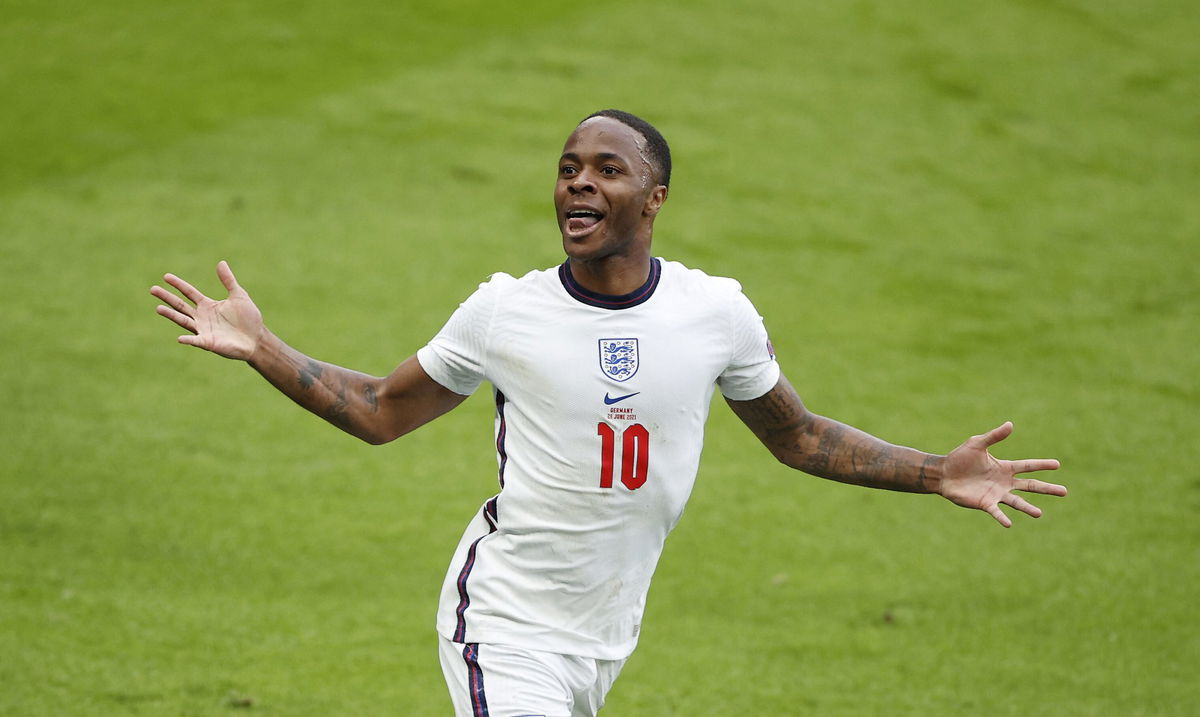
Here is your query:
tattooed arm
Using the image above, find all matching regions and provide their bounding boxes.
[246,337,465,444]
[151,261,466,444]
[726,374,1066,527]
[726,374,941,492]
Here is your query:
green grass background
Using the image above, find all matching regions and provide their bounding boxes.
[2,0,1197,714]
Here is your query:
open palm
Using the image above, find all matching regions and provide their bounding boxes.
[939,421,1066,527]
[150,260,264,361]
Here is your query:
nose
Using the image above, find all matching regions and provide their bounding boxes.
[568,170,597,194]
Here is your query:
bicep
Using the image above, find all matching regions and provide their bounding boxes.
[375,355,470,440]
[724,373,815,462]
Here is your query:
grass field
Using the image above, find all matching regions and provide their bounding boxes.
[2,0,1197,714]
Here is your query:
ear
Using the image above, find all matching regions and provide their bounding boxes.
[643,185,668,217]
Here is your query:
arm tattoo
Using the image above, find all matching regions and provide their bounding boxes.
[917,454,939,493]
[808,422,841,477]
[799,418,935,493]
[262,346,377,437]
[321,377,353,431]
[729,380,942,494]
[298,358,323,389]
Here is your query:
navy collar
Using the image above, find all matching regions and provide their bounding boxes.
[558,258,661,310]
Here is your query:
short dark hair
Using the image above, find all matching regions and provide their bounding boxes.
[583,109,672,188]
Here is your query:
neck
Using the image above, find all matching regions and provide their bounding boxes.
[567,251,653,296]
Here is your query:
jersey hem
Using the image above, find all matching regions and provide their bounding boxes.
[436,623,639,662]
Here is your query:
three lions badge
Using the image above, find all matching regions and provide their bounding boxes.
[599,338,639,382]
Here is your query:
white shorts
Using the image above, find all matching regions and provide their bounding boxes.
[438,636,627,717]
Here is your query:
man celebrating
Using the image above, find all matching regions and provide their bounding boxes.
[152,109,1065,716]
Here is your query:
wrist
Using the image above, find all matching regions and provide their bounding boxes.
[922,454,947,495]
[245,326,275,367]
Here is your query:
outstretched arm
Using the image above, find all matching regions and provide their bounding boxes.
[725,374,1066,527]
[151,261,467,444]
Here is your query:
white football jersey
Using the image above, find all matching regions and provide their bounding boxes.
[416,258,779,660]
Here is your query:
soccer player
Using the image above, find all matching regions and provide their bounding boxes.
[151,109,1066,717]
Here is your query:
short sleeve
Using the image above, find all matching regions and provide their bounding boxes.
[716,288,780,400]
[416,276,504,396]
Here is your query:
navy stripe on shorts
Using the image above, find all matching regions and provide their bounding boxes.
[462,643,489,717]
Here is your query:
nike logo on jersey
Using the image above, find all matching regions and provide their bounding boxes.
[604,391,640,405]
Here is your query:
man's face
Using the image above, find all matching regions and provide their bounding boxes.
[554,117,666,262]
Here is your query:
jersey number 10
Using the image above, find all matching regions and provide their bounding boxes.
[596,423,650,490]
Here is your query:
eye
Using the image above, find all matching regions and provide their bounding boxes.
[560,165,578,176]
[601,165,621,176]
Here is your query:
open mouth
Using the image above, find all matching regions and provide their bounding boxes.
[565,209,605,237]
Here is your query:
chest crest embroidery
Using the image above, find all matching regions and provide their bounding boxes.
[598,338,639,382]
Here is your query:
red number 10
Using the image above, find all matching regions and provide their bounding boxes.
[597,422,650,490]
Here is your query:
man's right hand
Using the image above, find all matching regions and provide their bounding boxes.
[151,260,264,361]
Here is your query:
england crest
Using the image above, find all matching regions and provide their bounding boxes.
[599,338,639,382]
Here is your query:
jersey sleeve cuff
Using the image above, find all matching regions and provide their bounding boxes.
[718,360,780,401]
[416,345,481,396]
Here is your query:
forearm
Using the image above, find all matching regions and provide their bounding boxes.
[781,413,944,494]
[729,376,1066,524]
[728,376,944,494]
[153,263,462,442]
[246,328,391,443]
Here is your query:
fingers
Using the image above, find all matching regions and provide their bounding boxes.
[1000,492,1042,519]
[150,284,195,318]
[216,260,240,293]
[1014,477,1069,497]
[1010,458,1061,474]
[154,262,236,308]
[983,481,1065,527]
[972,421,1014,449]
[155,303,197,333]
[161,272,208,304]
[985,503,1013,528]
[987,493,1043,527]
